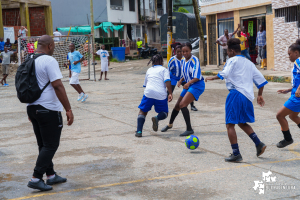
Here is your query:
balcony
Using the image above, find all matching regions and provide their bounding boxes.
[201,0,231,6]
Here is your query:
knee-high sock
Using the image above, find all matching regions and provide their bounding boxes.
[137,115,146,132]
[157,112,167,121]
[181,107,192,131]
[169,109,179,125]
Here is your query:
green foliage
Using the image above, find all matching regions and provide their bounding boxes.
[110,58,119,62]
[177,7,189,13]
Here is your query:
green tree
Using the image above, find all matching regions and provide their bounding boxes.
[177,7,189,13]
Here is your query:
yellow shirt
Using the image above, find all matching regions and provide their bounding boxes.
[136,41,143,48]
[34,41,38,49]
[237,36,247,51]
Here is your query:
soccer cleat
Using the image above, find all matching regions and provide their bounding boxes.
[276,139,293,148]
[161,125,172,132]
[135,131,142,137]
[46,174,67,185]
[77,93,84,101]
[81,94,88,102]
[152,116,159,132]
[5,84,9,87]
[256,142,267,157]
[191,105,198,111]
[180,130,194,137]
[27,179,53,191]
[225,153,243,162]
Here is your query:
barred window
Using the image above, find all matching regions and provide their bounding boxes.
[275,5,299,23]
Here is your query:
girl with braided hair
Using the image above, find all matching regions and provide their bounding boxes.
[135,54,173,137]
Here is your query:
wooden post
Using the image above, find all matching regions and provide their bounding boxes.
[0,1,3,38]
[20,3,26,26]
[90,0,95,81]
[25,3,30,36]
[48,5,53,36]
[44,6,49,35]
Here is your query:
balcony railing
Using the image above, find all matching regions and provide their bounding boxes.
[201,0,231,6]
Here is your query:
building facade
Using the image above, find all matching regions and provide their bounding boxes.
[202,0,300,71]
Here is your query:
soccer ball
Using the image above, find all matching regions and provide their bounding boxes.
[185,135,199,150]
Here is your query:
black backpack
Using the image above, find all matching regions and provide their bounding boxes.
[15,54,50,103]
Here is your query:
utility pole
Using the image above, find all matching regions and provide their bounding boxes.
[167,0,172,62]
[90,0,96,81]
[192,0,205,65]
[143,0,147,47]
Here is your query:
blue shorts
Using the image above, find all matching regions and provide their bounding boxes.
[171,79,178,86]
[284,94,300,112]
[138,95,169,113]
[180,81,205,101]
[225,90,255,124]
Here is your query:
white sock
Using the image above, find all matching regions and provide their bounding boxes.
[47,174,55,179]
[31,178,40,182]
[80,92,84,95]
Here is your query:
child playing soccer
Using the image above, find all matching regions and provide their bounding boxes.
[205,38,268,162]
[161,43,205,137]
[276,40,300,148]
[94,45,110,81]
[68,43,88,102]
[135,54,173,137]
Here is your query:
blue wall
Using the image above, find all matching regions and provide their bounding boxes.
[50,0,108,32]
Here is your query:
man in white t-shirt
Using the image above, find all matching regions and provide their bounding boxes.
[53,28,62,42]
[18,26,28,37]
[26,35,74,191]
[94,45,110,80]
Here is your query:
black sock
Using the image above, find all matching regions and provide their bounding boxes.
[298,124,300,128]
[169,109,179,125]
[181,107,193,131]
[190,101,194,107]
[282,130,292,141]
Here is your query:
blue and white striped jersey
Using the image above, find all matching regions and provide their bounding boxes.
[292,57,300,89]
[168,56,182,80]
[181,55,203,84]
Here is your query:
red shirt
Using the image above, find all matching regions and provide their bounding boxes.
[241,32,250,48]
[27,43,35,53]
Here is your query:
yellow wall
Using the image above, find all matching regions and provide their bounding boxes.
[206,16,210,66]
[266,11,275,70]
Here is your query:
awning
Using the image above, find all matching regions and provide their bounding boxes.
[57,23,124,34]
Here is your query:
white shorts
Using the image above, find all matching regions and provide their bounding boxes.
[101,61,109,72]
[69,72,80,84]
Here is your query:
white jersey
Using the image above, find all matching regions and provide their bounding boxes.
[96,49,109,63]
[28,55,63,111]
[53,31,62,42]
[143,65,170,100]
[218,55,267,102]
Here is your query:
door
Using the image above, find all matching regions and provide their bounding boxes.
[152,28,156,43]
[208,23,217,65]
[218,18,234,65]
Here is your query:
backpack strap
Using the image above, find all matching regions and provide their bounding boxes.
[42,81,50,92]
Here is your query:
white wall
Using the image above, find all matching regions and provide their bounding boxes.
[201,0,272,15]
[107,0,139,24]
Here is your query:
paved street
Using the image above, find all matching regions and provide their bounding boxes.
[1,59,300,200]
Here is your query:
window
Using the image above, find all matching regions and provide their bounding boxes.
[129,0,135,11]
[266,5,272,14]
[110,0,122,6]
[275,5,299,23]
[136,26,141,38]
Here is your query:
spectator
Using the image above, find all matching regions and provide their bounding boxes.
[241,26,250,53]
[4,38,12,50]
[171,38,181,56]
[256,25,266,69]
[216,24,240,65]
[136,38,143,59]
[26,35,74,191]
[0,38,5,52]
[0,47,17,86]
[27,39,35,54]
[53,28,62,42]
[18,26,28,37]
[237,30,251,60]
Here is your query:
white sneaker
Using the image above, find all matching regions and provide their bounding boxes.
[77,93,84,101]
[81,94,88,102]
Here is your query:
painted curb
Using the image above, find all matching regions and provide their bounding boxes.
[201,71,291,83]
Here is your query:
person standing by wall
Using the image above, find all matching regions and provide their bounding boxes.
[18,26,28,37]
[53,28,62,42]
[136,38,143,59]
[216,24,240,65]
[4,38,12,50]
[26,35,74,191]
[0,38,5,52]
[256,25,266,69]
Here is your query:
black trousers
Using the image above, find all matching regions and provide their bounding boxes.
[27,105,63,179]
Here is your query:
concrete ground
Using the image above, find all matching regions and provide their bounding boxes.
[1,59,300,200]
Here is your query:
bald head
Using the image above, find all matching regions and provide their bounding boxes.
[36,35,55,55]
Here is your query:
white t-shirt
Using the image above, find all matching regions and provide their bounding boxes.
[143,65,170,100]
[19,29,26,37]
[28,55,63,111]
[96,49,109,62]
[53,31,62,42]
